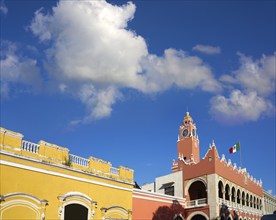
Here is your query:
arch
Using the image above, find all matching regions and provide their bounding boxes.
[64,204,88,220]
[60,192,93,204]
[185,177,207,196]
[218,181,224,199]
[225,184,230,201]
[246,193,249,206]
[237,189,241,204]
[231,187,236,202]
[188,180,207,201]
[242,191,245,206]
[253,196,256,208]
[103,206,130,219]
[187,211,209,220]
[0,193,46,220]
[250,195,253,207]
[58,192,94,220]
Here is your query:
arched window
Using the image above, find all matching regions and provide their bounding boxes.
[242,192,245,206]
[64,204,88,220]
[250,195,253,207]
[57,192,94,220]
[0,193,48,220]
[218,181,224,199]
[225,184,230,201]
[237,189,241,204]
[188,181,207,200]
[231,187,236,202]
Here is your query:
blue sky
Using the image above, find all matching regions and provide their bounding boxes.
[1,0,275,194]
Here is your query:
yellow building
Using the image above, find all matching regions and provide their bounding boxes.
[0,127,134,220]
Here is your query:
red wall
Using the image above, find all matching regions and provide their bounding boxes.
[132,189,185,220]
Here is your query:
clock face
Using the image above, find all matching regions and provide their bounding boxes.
[182,129,188,137]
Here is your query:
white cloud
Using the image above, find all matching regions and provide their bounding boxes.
[192,44,221,55]
[210,90,274,124]
[142,49,222,93]
[235,53,275,96]
[211,53,275,124]
[0,41,41,99]
[70,84,122,123]
[221,53,276,96]
[0,1,8,15]
[29,0,221,123]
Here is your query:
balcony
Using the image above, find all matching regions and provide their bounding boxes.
[186,198,208,208]
[0,127,134,184]
[219,198,262,215]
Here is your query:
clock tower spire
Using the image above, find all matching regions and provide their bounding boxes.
[177,112,200,163]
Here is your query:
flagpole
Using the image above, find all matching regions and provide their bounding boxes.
[239,141,242,168]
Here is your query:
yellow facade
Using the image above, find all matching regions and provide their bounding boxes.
[0,127,134,220]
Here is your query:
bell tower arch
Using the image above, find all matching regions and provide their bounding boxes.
[177,112,200,163]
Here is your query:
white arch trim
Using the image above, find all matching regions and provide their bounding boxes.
[62,192,93,204]
[59,192,93,220]
[104,206,129,219]
[186,211,209,220]
[185,177,207,196]
[2,192,45,204]
[0,200,41,220]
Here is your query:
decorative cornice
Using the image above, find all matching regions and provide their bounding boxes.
[89,156,111,165]
[218,153,262,187]
[38,140,69,152]
[0,151,134,186]
[0,127,24,138]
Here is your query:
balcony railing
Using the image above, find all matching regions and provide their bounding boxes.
[219,198,263,215]
[69,154,119,176]
[110,167,119,175]
[186,198,207,208]
[69,154,89,167]
[22,140,40,154]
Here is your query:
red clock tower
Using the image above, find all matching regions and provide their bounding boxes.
[177,112,200,164]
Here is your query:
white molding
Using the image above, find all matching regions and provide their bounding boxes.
[0,160,132,192]
[0,199,41,220]
[0,145,21,151]
[0,150,133,185]
[133,195,185,206]
[186,211,209,220]
[133,189,185,201]
[2,192,43,204]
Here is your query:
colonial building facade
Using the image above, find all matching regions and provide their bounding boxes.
[1,112,275,220]
[137,112,275,220]
[0,127,134,220]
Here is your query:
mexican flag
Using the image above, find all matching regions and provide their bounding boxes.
[229,142,240,154]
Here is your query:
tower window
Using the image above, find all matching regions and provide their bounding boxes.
[165,186,174,196]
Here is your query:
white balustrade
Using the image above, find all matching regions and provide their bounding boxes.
[186,198,207,207]
[22,140,40,154]
[219,198,263,214]
[110,167,119,175]
[69,154,89,167]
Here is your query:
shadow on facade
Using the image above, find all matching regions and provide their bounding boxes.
[152,200,185,220]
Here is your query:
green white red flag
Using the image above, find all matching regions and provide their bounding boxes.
[229,142,240,154]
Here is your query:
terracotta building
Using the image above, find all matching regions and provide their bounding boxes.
[135,112,268,220]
